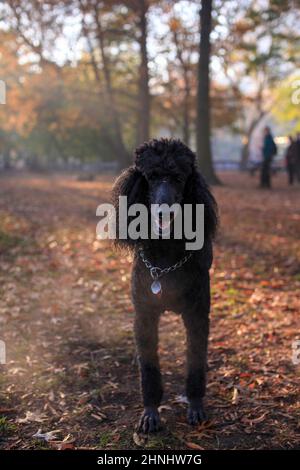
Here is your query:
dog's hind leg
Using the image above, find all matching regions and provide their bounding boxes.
[134,306,162,433]
[182,309,209,425]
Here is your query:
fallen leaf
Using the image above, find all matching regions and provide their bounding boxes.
[174,395,189,404]
[91,413,107,422]
[186,442,204,450]
[16,411,47,424]
[49,441,75,450]
[232,387,239,405]
[32,429,62,442]
[133,432,147,447]
[245,412,269,425]
[158,405,172,412]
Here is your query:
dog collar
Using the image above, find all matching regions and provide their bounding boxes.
[138,248,193,295]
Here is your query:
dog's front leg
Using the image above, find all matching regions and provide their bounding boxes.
[134,306,162,433]
[182,310,209,425]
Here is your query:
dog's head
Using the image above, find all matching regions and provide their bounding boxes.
[111,138,218,249]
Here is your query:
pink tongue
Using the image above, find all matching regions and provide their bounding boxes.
[160,220,170,229]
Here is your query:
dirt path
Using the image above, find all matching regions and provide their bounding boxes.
[0,172,299,450]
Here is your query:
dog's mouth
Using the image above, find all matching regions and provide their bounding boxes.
[152,209,177,236]
[158,212,174,229]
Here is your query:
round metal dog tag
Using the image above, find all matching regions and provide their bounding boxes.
[151,280,162,295]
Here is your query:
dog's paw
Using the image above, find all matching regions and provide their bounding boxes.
[187,403,207,426]
[138,407,161,433]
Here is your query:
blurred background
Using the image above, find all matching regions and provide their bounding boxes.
[0,0,299,181]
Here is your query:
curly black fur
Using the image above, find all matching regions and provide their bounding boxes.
[111,138,218,432]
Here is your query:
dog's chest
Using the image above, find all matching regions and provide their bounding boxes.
[144,268,193,312]
[160,271,191,308]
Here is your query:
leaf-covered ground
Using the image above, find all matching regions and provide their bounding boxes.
[0,172,299,450]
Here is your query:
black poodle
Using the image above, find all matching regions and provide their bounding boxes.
[112,138,218,433]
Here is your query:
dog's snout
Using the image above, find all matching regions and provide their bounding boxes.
[153,181,176,206]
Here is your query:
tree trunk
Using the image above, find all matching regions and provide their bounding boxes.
[173,30,191,146]
[137,0,150,144]
[196,0,220,185]
[93,6,131,169]
[240,141,250,170]
[183,67,191,146]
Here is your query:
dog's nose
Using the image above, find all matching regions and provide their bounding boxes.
[154,181,175,206]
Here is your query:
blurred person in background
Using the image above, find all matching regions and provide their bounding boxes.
[285,136,297,185]
[296,132,300,183]
[260,126,277,189]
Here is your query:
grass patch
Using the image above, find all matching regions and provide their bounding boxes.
[145,432,183,450]
[98,431,113,448]
[0,230,22,253]
[98,429,136,450]
[0,416,16,437]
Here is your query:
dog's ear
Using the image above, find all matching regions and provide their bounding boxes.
[111,166,148,249]
[112,165,147,206]
[183,165,218,240]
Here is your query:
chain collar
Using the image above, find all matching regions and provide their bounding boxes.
[138,248,193,281]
